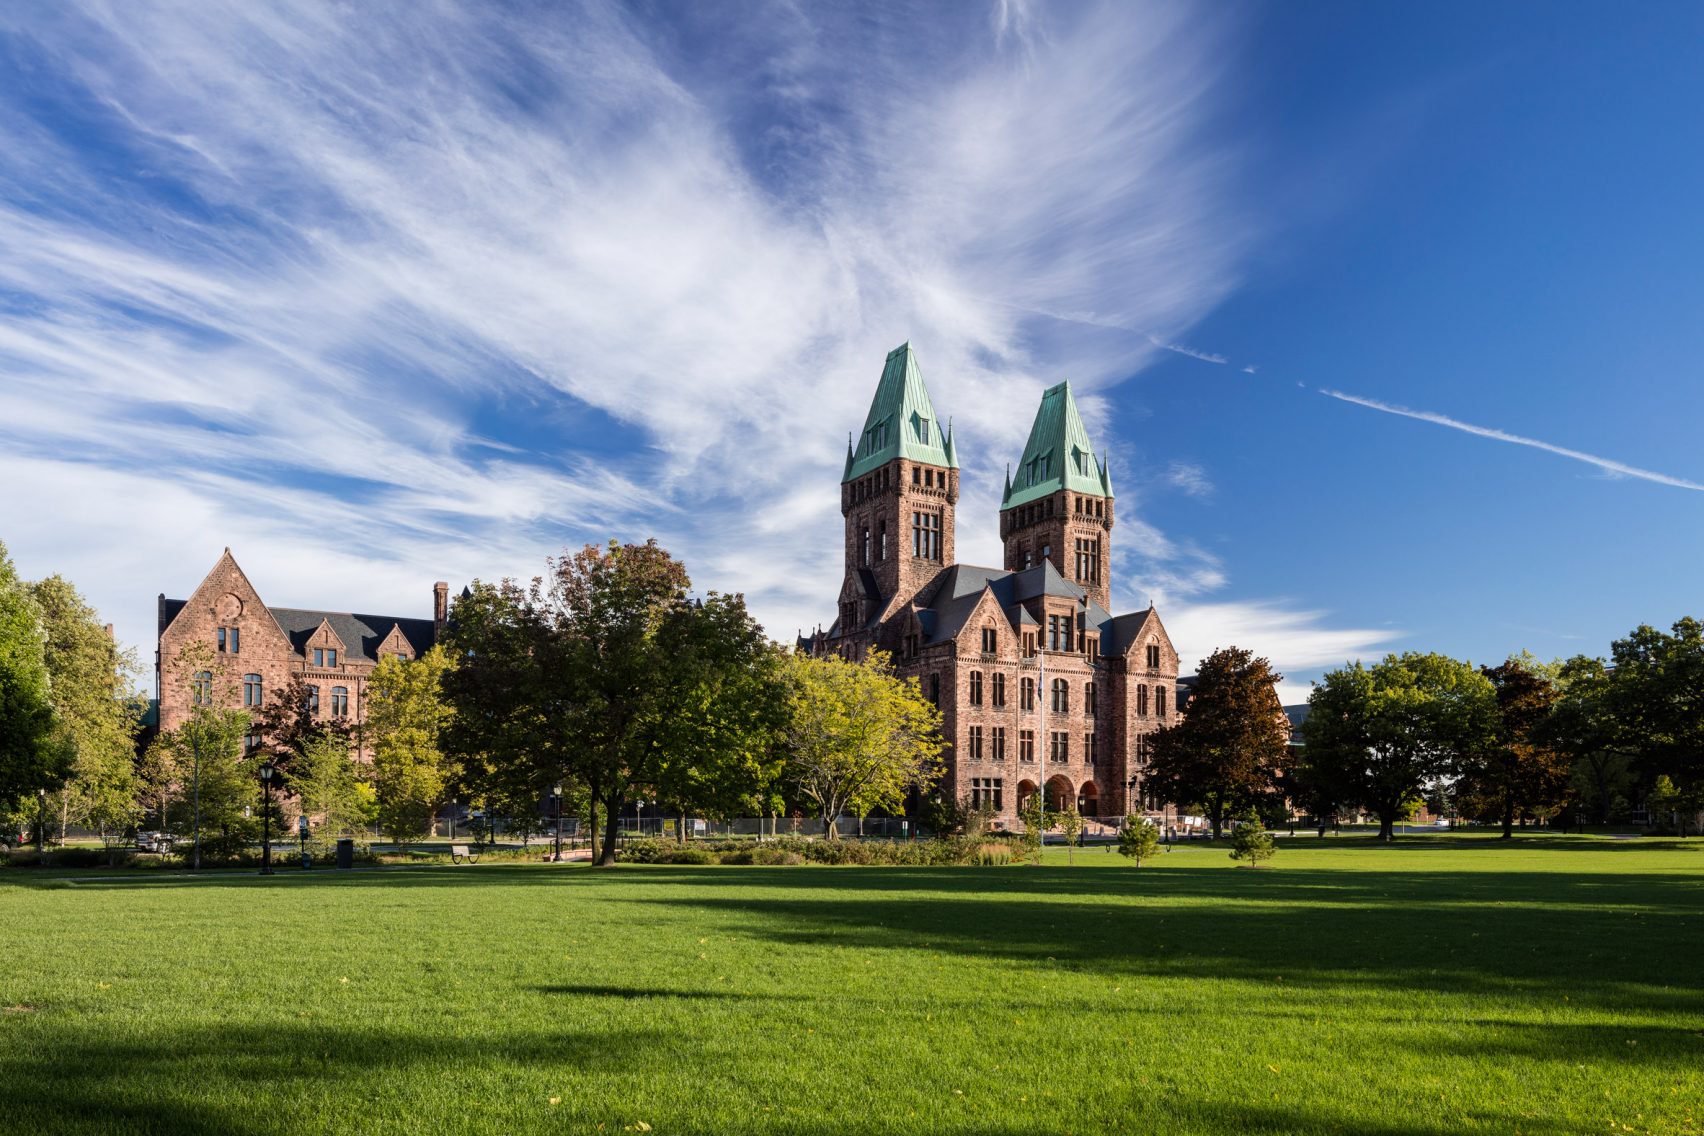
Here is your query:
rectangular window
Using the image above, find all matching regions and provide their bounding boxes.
[1020,677,1035,711]
[1157,686,1168,718]
[911,510,942,561]
[929,673,940,706]
[231,627,240,654]
[862,526,870,566]
[1047,615,1060,652]
[306,685,320,714]
[1085,732,1096,765]
[331,686,349,717]
[1085,682,1096,717]
[1019,729,1035,762]
[906,633,919,659]
[313,648,324,667]
[1050,731,1069,763]
[981,627,997,654]
[216,627,227,652]
[1051,678,1068,713]
[969,725,984,760]
[1022,632,1036,657]
[1147,644,1161,668]
[243,674,263,707]
[991,673,1007,708]
[970,777,1004,811]
[327,649,338,668]
[243,733,261,753]
[1139,684,1150,716]
[992,726,1006,761]
[969,671,983,706]
[879,522,888,561]
[993,778,1004,811]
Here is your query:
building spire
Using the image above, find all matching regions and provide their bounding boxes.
[843,342,956,483]
[1003,380,1112,509]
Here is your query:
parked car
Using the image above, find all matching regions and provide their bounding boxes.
[135,831,174,853]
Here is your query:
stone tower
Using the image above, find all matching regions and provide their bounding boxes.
[999,381,1115,611]
[836,343,959,645]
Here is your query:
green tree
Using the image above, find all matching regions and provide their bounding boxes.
[252,673,353,782]
[1018,790,1052,864]
[1457,657,1572,838]
[159,644,255,867]
[779,650,944,839]
[1053,806,1084,865]
[1603,618,1704,796]
[292,733,366,838]
[1229,812,1276,867]
[1537,655,1631,826]
[1143,646,1288,838]
[368,646,456,849]
[444,542,785,865]
[1117,816,1161,866]
[29,575,146,856]
[1300,653,1497,840]
[0,541,70,817]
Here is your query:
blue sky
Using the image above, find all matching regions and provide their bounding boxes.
[2,1,1700,702]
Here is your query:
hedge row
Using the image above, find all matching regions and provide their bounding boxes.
[618,835,1026,867]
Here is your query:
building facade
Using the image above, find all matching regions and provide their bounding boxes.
[804,344,1181,824]
[156,548,446,757]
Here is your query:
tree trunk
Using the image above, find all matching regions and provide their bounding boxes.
[597,792,623,867]
[823,807,839,840]
[1501,797,1515,840]
[1209,801,1224,841]
[1378,811,1395,841]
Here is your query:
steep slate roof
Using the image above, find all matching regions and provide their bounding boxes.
[269,607,438,664]
[843,342,958,482]
[1002,381,1113,508]
[1100,609,1157,658]
[911,560,1118,647]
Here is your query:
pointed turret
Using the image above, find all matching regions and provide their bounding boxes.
[1004,381,1112,508]
[843,343,955,482]
[999,380,1115,611]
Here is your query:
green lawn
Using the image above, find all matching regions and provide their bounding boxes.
[2,835,1700,1136]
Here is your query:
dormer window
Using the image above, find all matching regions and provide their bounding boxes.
[913,413,930,443]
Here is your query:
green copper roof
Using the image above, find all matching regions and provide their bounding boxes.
[1001,381,1112,508]
[843,343,957,482]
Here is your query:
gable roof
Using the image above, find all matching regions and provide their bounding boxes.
[843,343,958,482]
[913,559,1116,646]
[1002,381,1112,508]
[269,607,438,665]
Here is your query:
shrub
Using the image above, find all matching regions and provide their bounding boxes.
[667,847,716,865]
[1229,814,1277,867]
[750,847,805,866]
[1117,817,1161,866]
[618,838,673,864]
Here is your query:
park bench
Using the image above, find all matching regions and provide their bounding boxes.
[450,844,479,865]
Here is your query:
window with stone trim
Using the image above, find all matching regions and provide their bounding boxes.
[879,522,888,561]
[1138,684,1149,716]
[861,526,870,566]
[929,673,940,706]
[242,673,263,707]
[1051,677,1068,713]
[1146,643,1161,668]
[969,670,983,706]
[970,777,1004,811]
[981,627,997,654]
[991,672,1007,708]
[968,725,984,760]
[992,726,1006,761]
[331,686,349,717]
[217,627,240,654]
[1050,730,1069,763]
[1085,732,1096,765]
[1156,685,1168,717]
[1022,631,1036,656]
[1019,729,1035,762]
[1074,537,1101,584]
[1084,681,1096,717]
[911,510,942,561]
[306,684,320,714]
[192,670,213,706]
[1020,677,1035,711]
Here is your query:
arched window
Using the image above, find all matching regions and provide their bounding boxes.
[243,674,263,707]
[306,684,320,714]
[192,671,213,706]
[1051,678,1068,713]
[331,686,349,717]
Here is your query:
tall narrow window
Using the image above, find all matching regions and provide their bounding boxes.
[911,510,942,561]
[992,726,1006,761]
[331,686,349,717]
[192,670,213,706]
[879,522,888,561]
[1050,731,1069,763]
[306,685,320,714]
[969,725,984,760]
[1085,732,1096,765]
[327,649,338,668]
[216,628,227,653]
[929,673,940,706]
[1020,677,1035,711]
[230,627,240,654]
[1139,684,1150,717]
[981,627,997,654]
[1022,632,1036,657]
[862,527,870,566]
[1147,644,1161,669]
[1156,686,1168,718]
[1019,729,1035,762]
[313,648,324,667]
[1084,683,1096,716]
[992,673,1007,708]
[969,671,983,706]
[1051,677,1068,713]
[243,673,263,707]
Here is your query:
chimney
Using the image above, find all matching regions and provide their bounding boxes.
[433,581,449,631]
[105,623,115,641]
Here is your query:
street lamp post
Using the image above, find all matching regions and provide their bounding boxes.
[37,787,47,857]
[553,785,563,862]
[258,760,276,876]
[449,797,456,841]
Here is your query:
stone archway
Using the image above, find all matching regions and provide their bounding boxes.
[1016,779,1039,816]
[1077,779,1100,817]
[1045,774,1075,813]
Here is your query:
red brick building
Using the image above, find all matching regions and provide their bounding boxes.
[804,344,1181,823]
[156,549,446,757]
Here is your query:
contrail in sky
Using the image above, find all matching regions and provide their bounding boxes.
[1319,388,1704,492]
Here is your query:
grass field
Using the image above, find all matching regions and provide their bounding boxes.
[2,835,1701,1136]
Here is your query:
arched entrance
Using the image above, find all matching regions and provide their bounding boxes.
[1016,779,1039,816]
[1045,775,1075,813]
[1077,780,1100,817]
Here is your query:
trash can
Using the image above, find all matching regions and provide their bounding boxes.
[335,838,354,869]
